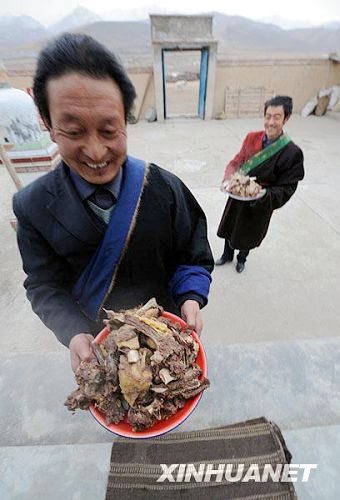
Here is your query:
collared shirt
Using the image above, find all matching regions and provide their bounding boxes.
[69,166,123,205]
[262,132,283,149]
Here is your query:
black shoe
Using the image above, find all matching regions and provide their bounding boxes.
[215,254,233,266]
[236,261,245,273]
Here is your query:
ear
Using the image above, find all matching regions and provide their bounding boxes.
[283,114,291,125]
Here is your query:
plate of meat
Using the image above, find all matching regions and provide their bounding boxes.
[65,299,209,438]
[222,172,266,201]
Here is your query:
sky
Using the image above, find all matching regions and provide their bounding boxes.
[1,0,340,26]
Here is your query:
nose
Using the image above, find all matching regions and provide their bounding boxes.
[82,135,107,162]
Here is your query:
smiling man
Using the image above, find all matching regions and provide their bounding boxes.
[13,34,213,371]
[215,95,304,273]
[47,73,128,185]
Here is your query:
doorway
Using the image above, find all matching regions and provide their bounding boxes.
[162,48,209,119]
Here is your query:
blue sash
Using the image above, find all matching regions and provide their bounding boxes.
[72,156,146,320]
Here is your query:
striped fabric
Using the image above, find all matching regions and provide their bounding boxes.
[105,417,296,500]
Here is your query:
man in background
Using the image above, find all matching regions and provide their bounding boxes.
[216,95,304,273]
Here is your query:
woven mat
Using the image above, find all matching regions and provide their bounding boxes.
[105,417,297,499]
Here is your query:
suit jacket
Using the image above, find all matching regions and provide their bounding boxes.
[13,162,213,347]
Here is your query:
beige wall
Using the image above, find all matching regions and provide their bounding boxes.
[214,58,340,115]
[129,69,155,120]
[5,58,340,119]
[4,72,33,90]
[4,67,156,122]
[131,58,340,118]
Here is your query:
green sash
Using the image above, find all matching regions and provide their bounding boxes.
[241,134,291,175]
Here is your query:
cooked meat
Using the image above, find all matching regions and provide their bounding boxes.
[95,393,126,425]
[65,298,210,431]
[118,348,153,406]
[64,389,92,411]
[128,397,163,431]
[124,314,181,358]
[223,172,262,197]
[161,396,186,419]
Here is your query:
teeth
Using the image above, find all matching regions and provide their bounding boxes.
[86,162,108,170]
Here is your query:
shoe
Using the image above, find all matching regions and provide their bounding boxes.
[215,255,233,266]
[236,261,245,273]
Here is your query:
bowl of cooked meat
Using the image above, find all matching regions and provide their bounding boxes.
[65,299,209,438]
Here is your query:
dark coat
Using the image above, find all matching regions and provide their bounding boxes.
[13,162,213,347]
[217,131,304,250]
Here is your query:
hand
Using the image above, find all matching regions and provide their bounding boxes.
[180,300,203,336]
[69,333,95,372]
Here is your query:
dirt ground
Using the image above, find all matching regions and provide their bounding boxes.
[165,80,200,116]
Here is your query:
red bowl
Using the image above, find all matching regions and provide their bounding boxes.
[90,311,207,439]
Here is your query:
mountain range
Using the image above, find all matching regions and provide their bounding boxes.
[0,6,339,63]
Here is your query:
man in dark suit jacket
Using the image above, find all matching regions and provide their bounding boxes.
[13,33,213,371]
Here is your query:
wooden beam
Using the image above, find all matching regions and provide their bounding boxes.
[0,144,23,191]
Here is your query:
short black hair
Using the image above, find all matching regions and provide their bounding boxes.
[33,33,137,125]
[264,95,293,119]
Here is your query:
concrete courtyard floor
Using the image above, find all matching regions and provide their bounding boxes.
[1,113,340,499]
